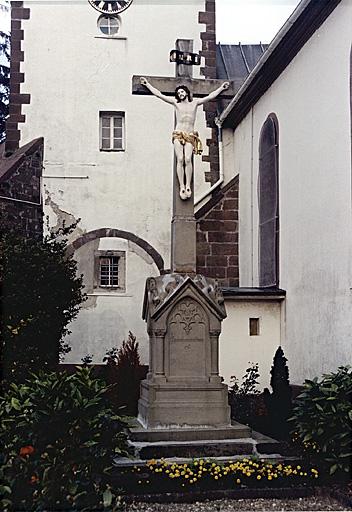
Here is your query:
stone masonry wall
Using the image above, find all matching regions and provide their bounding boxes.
[196,176,239,287]
[0,138,43,238]
[5,1,30,155]
[198,0,219,185]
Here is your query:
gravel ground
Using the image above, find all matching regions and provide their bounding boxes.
[123,496,350,511]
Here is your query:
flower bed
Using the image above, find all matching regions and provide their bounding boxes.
[116,458,319,495]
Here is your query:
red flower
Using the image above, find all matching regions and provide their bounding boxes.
[30,475,39,484]
[20,445,35,456]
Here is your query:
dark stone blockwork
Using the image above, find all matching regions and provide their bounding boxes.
[5,1,31,154]
[196,176,239,287]
[0,138,44,238]
[198,0,219,185]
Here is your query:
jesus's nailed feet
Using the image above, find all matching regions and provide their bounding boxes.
[185,186,192,198]
[180,187,187,200]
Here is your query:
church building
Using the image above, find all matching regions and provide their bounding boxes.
[216,0,352,385]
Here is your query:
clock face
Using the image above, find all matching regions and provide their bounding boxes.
[88,1,133,14]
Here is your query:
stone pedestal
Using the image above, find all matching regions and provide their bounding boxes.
[139,274,230,428]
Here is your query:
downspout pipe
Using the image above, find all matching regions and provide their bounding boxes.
[194,117,224,207]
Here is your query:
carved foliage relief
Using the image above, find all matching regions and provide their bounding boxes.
[167,299,207,377]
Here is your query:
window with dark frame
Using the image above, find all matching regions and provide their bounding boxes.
[100,112,125,151]
[94,250,126,292]
[99,255,119,287]
[258,114,279,288]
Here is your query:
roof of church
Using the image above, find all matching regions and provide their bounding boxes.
[219,0,342,128]
[216,44,269,113]
[216,44,268,85]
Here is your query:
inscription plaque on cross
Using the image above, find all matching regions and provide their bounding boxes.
[132,39,233,274]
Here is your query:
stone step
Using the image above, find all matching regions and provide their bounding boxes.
[132,438,257,460]
[130,421,251,443]
[126,420,290,462]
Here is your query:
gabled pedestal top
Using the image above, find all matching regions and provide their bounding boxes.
[142,273,227,322]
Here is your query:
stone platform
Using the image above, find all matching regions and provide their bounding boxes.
[122,420,287,462]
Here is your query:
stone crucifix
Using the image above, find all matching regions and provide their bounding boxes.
[132,39,234,273]
[139,77,229,200]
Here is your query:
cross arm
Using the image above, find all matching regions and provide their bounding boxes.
[132,75,237,99]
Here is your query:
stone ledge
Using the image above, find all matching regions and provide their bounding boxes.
[222,287,286,301]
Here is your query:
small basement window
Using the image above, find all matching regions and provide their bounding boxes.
[249,318,260,336]
[94,250,126,292]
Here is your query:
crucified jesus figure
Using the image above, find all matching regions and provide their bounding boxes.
[140,77,230,200]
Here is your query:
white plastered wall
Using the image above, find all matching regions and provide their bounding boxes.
[223,0,352,384]
[220,300,281,389]
[20,1,212,363]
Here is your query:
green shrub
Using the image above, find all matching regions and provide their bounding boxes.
[0,224,85,382]
[0,367,129,511]
[104,332,146,416]
[290,365,352,476]
[228,363,262,425]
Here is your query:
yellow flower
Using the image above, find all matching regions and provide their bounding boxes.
[257,475,261,480]
[236,478,241,484]
[214,476,219,480]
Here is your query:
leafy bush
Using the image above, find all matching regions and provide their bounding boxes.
[104,331,146,416]
[290,365,352,477]
[0,367,129,511]
[0,225,85,382]
[263,346,292,439]
[228,363,263,425]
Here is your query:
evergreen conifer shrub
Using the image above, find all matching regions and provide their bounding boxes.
[263,346,292,439]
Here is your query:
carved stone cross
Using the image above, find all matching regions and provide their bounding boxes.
[132,39,234,274]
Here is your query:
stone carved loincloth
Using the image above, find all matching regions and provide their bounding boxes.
[172,130,203,155]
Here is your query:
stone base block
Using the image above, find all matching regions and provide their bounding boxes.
[138,379,231,428]
[130,421,251,443]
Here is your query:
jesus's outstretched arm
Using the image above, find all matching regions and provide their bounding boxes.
[196,82,230,106]
[140,77,176,106]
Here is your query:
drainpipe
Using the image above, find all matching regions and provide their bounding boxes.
[194,118,224,207]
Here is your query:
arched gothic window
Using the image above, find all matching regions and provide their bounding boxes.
[258,114,279,287]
